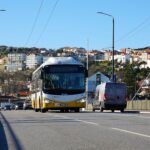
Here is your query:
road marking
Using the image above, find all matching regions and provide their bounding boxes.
[47,113,99,126]
[74,119,99,126]
[112,127,150,138]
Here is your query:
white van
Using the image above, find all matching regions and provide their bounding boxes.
[92,82,127,112]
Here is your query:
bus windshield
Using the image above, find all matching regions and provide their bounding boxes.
[43,65,86,94]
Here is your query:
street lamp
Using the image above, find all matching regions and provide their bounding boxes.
[0,9,6,56]
[86,38,90,110]
[97,12,115,82]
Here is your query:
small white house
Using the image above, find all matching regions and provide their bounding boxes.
[87,72,110,103]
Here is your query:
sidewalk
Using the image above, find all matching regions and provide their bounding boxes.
[125,109,150,114]
[139,110,150,114]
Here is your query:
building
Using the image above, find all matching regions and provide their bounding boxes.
[0,56,8,71]
[26,54,43,69]
[88,50,105,61]
[6,53,26,72]
[87,72,110,103]
[140,49,150,68]
[115,53,131,63]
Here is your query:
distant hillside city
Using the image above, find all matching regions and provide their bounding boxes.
[0,45,149,100]
[0,45,150,72]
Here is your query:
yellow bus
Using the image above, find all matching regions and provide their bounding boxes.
[31,57,87,113]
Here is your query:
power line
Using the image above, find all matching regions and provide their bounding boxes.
[100,16,150,50]
[116,16,150,44]
[34,0,60,45]
[24,0,45,47]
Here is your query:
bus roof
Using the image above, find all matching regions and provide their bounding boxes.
[33,57,83,75]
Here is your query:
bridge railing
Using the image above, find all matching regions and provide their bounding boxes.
[127,100,150,110]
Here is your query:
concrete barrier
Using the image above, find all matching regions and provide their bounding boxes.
[87,100,150,111]
[127,100,150,110]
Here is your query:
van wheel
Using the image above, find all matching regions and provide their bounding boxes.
[74,108,80,112]
[120,109,124,113]
[111,109,114,112]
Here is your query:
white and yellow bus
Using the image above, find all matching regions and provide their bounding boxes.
[31,57,87,113]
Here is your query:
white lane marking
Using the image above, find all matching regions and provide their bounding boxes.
[112,128,150,138]
[47,114,99,126]
[140,112,150,114]
[74,119,99,126]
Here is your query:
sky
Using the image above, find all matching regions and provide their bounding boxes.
[0,0,150,51]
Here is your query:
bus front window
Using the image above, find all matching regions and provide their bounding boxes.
[44,74,60,89]
[65,74,85,90]
[43,65,86,94]
[44,73,85,90]
[43,73,85,94]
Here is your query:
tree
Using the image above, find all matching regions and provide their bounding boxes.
[116,62,150,99]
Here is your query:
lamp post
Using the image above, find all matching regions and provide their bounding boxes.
[86,38,89,111]
[0,9,6,55]
[0,9,6,58]
[97,12,115,82]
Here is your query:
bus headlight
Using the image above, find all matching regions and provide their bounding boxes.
[44,99,49,103]
[76,99,86,103]
[44,99,54,104]
[81,99,86,102]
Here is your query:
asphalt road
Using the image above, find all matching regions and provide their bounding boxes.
[0,110,150,150]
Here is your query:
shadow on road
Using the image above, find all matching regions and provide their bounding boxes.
[46,110,140,114]
[123,110,140,114]
[0,112,24,150]
[0,119,8,150]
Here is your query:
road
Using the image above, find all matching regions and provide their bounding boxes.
[0,110,150,150]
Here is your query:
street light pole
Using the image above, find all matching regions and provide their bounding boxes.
[86,38,89,110]
[97,12,115,82]
[0,9,6,55]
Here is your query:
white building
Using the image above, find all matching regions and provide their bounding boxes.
[140,52,150,68]
[7,53,26,72]
[43,56,50,63]
[115,54,131,63]
[26,54,43,69]
[87,72,110,103]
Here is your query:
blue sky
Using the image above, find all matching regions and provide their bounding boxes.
[0,0,150,50]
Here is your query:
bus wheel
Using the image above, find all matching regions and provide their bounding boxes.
[74,108,80,112]
[111,109,114,112]
[64,109,69,112]
[41,109,47,113]
[35,109,39,112]
[60,109,64,113]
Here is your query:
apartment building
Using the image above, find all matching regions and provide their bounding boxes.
[140,49,150,68]
[88,50,105,61]
[26,54,43,69]
[115,53,131,63]
[0,56,8,71]
[6,53,26,72]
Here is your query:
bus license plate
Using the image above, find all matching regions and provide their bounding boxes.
[55,103,68,107]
